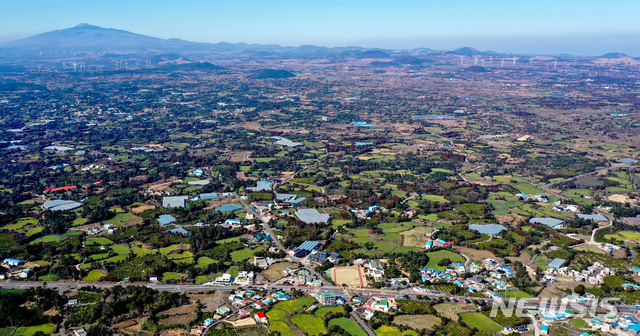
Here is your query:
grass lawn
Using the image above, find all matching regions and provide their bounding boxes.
[267,308,288,320]
[329,318,367,336]
[332,219,352,228]
[13,324,56,336]
[85,237,114,246]
[417,214,438,221]
[25,226,44,237]
[274,296,315,313]
[229,266,239,277]
[159,244,184,254]
[392,246,423,254]
[83,270,106,281]
[195,274,219,285]
[374,242,396,252]
[315,306,344,317]
[38,273,59,281]
[291,314,327,336]
[498,291,533,300]
[29,235,62,244]
[460,313,503,332]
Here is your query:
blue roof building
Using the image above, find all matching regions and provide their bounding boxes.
[247,180,273,192]
[158,214,177,226]
[469,224,508,235]
[167,226,190,236]
[215,204,243,212]
[200,193,220,200]
[298,241,322,251]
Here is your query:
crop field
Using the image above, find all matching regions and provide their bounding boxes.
[393,314,441,330]
[421,195,449,203]
[433,303,476,321]
[269,321,297,336]
[460,313,503,332]
[111,244,131,255]
[605,231,640,241]
[131,245,158,256]
[375,326,418,336]
[266,308,287,320]
[274,296,315,313]
[162,272,183,281]
[291,314,327,336]
[231,248,265,262]
[328,318,367,336]
[513,183,546,195]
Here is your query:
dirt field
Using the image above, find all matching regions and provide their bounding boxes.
[495,213,528,226]
[158,314,194,326]
[203,197,236,211]
[160,329,189,336]
[506,251,531,263]
[538,285,570,299]
[188,292,227,312]
[131,204,156,214]
[400,227,431,247]
[454,246,497,262]
[159,303,197,316]
[393,314,441,330]
[609,194,634,203]
[433,303,476,322]
[230,318,257,327]
[262,262,299,281]
[573,244,607,254]
[223,151,253,162]
[331,267,366,287]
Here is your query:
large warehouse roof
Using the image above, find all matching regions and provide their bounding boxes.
[469,224,508,235]
[215,203,243,212]
[43,200,83,211]
[529,217,564,228]
[577,214,608,221]
[158,214,177,226]
[163,196,189,208]
[295,209,330,224]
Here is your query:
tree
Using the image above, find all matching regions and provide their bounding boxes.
[574,284,586,295]
[438,258,451,267]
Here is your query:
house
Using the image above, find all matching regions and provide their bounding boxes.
[238,310,250,319]
[540,325,549,335]
[315,293,336,305]
[234,271,254,285]
[149,275,158,282]
[203,318,214,326]
[74,328,87,336]
[216,307,230,316]
[253,301,266,309]
[19,269,30,278]
[214,274,233,285]
[328,252,342,263]
[434,238,454,247]
[253,312,269,323]
[425,241,433,249]
[254,257,269,268]
[363,309,375,320]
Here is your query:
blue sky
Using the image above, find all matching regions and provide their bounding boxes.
[2,0,640,55]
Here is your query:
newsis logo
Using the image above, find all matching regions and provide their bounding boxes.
[489,297,619,318]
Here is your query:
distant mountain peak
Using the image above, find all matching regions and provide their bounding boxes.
[599,52,629,59]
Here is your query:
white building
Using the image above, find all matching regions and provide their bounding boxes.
[214,274,233,285]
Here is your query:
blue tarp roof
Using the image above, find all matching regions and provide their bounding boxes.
[215,204,243,212]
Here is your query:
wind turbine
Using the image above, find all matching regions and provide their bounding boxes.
[512,57,517,65]
[474,56,478,65]
[459,56,465,65]
[489,56,493,64]
[37,64,42,72]
[72,62,77,72]
[554,60,557,68]
[482,59,485,66]
[529,57,534,65]
[501,59,505,67]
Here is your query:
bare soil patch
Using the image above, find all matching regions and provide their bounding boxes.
[159,303,197,316]
[160,329,189,336]
[393,314,441,330]
[331,267,366,287]
[223,151,253,162]
[609,194,633,203]
[262,262,299,281]
[158,314,194,326]
[400,227,431,247]
[433,303,476,322]
[454,246,497,262]
[131,205,156,214]
[573,245,606,255]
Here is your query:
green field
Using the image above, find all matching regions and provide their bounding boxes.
[422,195,450,203]
[291,314,327,336]
[513,183,546,196]
[375,326,418,336]
[13,324,56,336]
[329,318,367,336]
[315,306,344,317]
[215,237,242,244]
[571,319,588,328]
[231,248,265,262]
[605,231,640,241]
[460,313,503,332]
[131,245,158,256]
[196,257,216,268]
[425,250,465,271]
[498,291,533,300]
[269,320,297,336]
[111,244,131,255]
[162,272,182,281]
[83,270,106,281]
[85,237,114,246]
[267,308,288,321]
[273,296,316,313]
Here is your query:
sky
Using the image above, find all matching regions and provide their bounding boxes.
[2,0,640,55]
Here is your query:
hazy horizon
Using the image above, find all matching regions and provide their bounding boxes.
[2,0,640,56]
